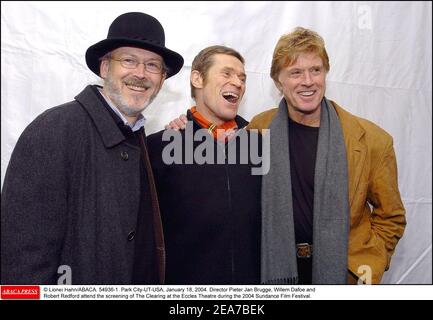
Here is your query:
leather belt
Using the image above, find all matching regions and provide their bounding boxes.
[296,243,313,258]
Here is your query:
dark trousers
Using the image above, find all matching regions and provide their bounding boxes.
[297,257,312,284]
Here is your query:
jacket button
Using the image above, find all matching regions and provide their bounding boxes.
[127,231,135,241]
[121,151,129,161]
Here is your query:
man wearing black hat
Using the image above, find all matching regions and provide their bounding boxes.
[1,12,184,284]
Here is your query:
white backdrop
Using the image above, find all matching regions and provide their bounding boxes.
[1,1,431,284]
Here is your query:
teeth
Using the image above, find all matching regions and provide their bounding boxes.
[127,84,148,91]
[222,92,239,98]
[299,91,314,96]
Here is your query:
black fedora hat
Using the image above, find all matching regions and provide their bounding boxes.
[86,12,184,78]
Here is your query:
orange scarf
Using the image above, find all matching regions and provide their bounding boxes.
[190,106,238,141]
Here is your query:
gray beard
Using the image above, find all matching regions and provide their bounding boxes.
[103,77,157,117]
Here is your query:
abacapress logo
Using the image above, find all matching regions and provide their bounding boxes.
[1,286,40,299]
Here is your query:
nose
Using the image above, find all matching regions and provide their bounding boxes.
[302,71,313,86]
[231,75,244,87]
[132,63,148,78]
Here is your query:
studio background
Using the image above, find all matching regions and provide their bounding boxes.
[1,1,431,284]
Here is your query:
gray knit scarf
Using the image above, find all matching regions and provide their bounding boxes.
[261,97,349,284]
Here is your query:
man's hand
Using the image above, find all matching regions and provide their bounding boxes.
[165,114,188,130]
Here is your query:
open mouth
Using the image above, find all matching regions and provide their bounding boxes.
[222,91,240,104]
[298,90,315,97]
[126,84,149,92]
[125,79,152,92]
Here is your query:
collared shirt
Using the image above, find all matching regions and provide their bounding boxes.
[98,88,146,132]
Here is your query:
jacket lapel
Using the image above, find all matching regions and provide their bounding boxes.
[75,85,126,148]
[331,101,366,206]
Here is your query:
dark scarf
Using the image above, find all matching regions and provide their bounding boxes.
[261,97,349,284]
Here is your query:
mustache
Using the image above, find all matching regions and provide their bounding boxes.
[124,78,153,89]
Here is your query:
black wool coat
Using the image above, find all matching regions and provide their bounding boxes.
[147,112,262,284]
[1,85,164,284]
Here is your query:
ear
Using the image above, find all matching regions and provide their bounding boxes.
[100,59,109,79]
[190,70,204,90]
[273,79,283,94]
[157,76,166,91]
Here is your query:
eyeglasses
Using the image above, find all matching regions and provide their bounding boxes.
[110,57,165,74]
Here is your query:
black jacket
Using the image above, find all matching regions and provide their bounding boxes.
[147,111,262,284]
[1,85,164,284]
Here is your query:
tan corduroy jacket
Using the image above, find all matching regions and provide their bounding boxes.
[247,100,406,284]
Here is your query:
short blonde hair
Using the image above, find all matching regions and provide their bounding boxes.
[270,27,330,82]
